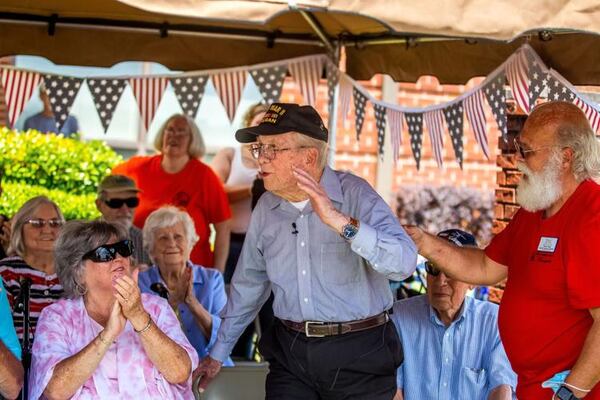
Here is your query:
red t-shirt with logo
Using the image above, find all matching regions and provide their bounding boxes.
[113,155,231,267]
[485,179,600,399]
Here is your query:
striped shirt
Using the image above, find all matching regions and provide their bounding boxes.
[392,295,516,400]
[0,256,63,346]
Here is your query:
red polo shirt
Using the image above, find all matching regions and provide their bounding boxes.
[486,179,600,400]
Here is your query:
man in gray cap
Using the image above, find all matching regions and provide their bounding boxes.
[96,174,150,266]
[196,103,417,399]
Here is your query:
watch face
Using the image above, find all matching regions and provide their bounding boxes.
[556,386,576,400]
[343,224,358,239]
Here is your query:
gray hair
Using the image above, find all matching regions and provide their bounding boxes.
[154,114,206,158]
[8,196,64,257]
[528,101,600,181]
[55,220,129,299]
[292,132,329,170]
[142,206,199,264]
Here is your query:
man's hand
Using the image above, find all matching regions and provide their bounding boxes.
[292,167,348,233]
[194,356,223,391]
[403,225,426,250]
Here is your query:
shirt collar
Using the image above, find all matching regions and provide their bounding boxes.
[265,166,343,210]
[428,296,473,327]
[150,261,204,285]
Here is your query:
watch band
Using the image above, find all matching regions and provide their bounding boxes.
[556,386,581,400]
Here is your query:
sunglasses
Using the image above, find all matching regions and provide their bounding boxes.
[26,218,64,229]
[104,197,139,209]
[82,239,134,263]
[425,261,442,277]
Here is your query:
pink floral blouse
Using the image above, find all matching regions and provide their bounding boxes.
[29,293,199,399]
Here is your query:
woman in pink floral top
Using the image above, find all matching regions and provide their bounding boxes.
[29,220,198,399]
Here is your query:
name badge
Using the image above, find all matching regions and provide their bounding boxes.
[537,237,558,253]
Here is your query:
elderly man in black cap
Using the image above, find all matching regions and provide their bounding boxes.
[196,103,417,399]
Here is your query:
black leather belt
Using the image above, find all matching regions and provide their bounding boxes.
[280,311,389,337]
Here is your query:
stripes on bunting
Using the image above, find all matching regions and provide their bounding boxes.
[574,96,600,134]
[338,75,353,124]
[506,50,530,114]
[288,57,323,107]
[0,68,41,127]
[387,109,404,163]
[464,90,490,159]
[212,70,247,122]
[129,77,169,131]
[424,109,445,168]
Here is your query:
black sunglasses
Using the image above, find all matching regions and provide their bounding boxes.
[425,261,442,277]
[82,240,134,263]
[104,197,139,209]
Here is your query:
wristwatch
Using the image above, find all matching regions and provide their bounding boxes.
[341,217,360,241]
[556,386,581,400]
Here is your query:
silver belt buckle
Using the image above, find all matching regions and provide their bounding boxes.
[304,321,326,337]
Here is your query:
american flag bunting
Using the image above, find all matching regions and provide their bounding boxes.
[0,68,41,127]
[506,50,530,114]
[87,78,128,132]
[353,88,368,141]
[387,109,404,162]
[288,57,323,107]
[129,77,169,132]
[574,96,600,133]
[483,72,508,141]
[405,112,424,170]
[212,70,247,122]
[373,104,387,158]
[43,74,84,131]
[170,75,208,118]
[464,90,490,159]
[424,109,446,168]
[443,101,465,168]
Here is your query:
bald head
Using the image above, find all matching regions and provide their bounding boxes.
[524,101,600,181]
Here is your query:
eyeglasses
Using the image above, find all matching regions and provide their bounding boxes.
[82,239,134,263]
[26,218,64,229]
[513,138,556,159]
[104,197,139,209]
[424,261,442,277]
[250,143,310,161]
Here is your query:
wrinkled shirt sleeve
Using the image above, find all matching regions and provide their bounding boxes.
[205,271,227,352]
[211,208,271,363]
[485,323,517,398]
[350,189,417,281]
[29,305,81,400]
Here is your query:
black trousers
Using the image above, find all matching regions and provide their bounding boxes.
[258,319,403,400]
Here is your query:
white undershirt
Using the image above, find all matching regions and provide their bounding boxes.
[290,199,309,211]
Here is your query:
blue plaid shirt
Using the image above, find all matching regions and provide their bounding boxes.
[211,166,417,362]
[392,295,516,400]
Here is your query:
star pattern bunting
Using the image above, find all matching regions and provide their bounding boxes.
[405,112,424,170]
[326,61,340,116]
[169,75,208,118]
[546,74,576,102]
[527,57,547,110]
[374,104,387,158]
[43,74,83,131]
[353,87,368,140]
[483,72,507,141]
[443,101,465,168]
[250,65,287,105]
[87,78,127,131]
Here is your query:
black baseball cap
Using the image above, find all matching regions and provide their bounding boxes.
[235,103,328,143]
[437,229,478,247]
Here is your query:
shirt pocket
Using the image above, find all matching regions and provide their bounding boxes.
[459,367,487,400]
[319,242,360,285]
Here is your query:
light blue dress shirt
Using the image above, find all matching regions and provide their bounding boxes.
[138,263,233,366]
[392,295,516,400]
[0,279,21,360]
[24,113,79,137]
[211,166,417,362]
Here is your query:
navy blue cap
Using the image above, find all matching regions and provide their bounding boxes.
[437,229,478,247]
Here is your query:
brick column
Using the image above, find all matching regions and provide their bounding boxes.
[0,56,15,127]
[489,113,527,303]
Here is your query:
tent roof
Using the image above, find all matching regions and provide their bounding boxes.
[1,0,600,84]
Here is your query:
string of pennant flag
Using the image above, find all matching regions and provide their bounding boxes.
[1,44,599,170]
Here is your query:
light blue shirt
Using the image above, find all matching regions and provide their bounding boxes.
[138,263,233,366]
[211,166,417,362]
[0,280,21,360]
[392,295,516,400]
[24,113,79,137]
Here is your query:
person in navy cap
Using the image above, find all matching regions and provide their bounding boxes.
[391,229,516,400]
[196,103,417,399]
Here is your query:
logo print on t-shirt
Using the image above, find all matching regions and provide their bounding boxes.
[173,192,191,207]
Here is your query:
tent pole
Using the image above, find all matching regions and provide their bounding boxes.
[294,8,336,55]
[327,44,341,168]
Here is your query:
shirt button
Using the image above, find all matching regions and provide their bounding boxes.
[443,382,447,387]
[300,215,304,218]
[373,263,378,268]
[357,247,362,252]
[303,298,308,303]
[445,357,449,363]
[302,270,306,275]
[44,290,49,295]
[300,242,305,247]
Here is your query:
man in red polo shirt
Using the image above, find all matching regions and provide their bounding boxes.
[406,101,600,400]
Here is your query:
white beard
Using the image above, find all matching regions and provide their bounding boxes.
[516,153,563,212]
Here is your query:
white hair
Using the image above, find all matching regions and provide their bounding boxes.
[142,206,199,264]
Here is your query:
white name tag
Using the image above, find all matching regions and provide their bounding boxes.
[537,237,558,253]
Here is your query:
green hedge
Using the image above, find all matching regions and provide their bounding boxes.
[0,181,100,220]
[0,127,122,195]
[0,128,123,220]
